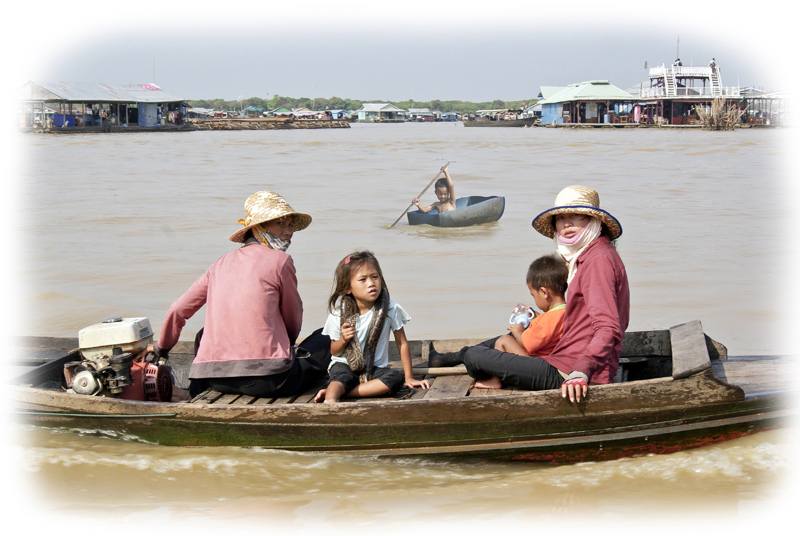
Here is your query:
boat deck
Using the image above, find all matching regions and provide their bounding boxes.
[11,336,795,406]
[191,372,488,406]
[189,355,793,407]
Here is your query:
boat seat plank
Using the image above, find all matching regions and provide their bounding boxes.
[670,321,712,379]
[469,386,517,396]
[293,382,328,404]
[191,389,226,404]
[422,374,474,399]
[250,397,276,406]
[215,394,243,405]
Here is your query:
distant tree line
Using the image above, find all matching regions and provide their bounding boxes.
[188,95,539,114]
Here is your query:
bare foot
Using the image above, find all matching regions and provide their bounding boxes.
[474,376,502,389]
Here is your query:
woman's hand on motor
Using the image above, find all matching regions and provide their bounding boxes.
[131,343,156,362]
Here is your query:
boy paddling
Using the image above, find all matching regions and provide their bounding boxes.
[412,166,455,213]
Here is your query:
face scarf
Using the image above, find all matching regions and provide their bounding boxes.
[252,223,291,252]
[554,216,601,284]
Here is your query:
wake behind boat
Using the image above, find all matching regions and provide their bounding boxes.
[11,320,794,463]
[406,196,505,227]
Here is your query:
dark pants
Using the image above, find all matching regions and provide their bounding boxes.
[462,336,564,391]
[327,362,405,394]
[189,328,332,398]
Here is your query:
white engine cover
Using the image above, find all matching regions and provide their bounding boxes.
[78,317,153,360]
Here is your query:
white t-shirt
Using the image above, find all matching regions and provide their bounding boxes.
[322,299,411,370]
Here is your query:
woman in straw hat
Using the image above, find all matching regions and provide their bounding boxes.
[429,185,629,403]
[148,191,329,399]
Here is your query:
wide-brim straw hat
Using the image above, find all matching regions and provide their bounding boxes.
[229,191,312,243]
[532,185,622,240]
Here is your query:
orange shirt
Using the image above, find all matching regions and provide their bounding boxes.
[520,304,566,356]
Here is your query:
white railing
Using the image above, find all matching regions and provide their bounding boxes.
[649,64,713,78]
[638,86,740,99]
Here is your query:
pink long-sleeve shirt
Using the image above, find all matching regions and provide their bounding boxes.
[157,243,303,379]
[542,236,630,384]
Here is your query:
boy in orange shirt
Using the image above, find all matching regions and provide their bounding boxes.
[477,254,568,389]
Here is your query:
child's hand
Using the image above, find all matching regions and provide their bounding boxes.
[412,198,421,206]
[507,323,525,338]
[340,323,356,342]
[405,377,430,389]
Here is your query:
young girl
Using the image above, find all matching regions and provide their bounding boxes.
[315,251,430,403]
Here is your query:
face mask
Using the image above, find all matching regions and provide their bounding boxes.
[253,224,291,252]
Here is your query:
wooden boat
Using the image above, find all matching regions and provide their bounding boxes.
[463,118,538,127]
[10,320,794,463]
[407,196,505,227]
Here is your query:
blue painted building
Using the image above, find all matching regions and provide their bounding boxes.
[537,80,635,125]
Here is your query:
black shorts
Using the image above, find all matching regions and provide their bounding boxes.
[328,362,405,394]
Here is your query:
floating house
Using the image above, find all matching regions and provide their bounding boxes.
[738,88,787,125]
[633,60,787,126]
[357,103,407,122]
[243,106,264,118]
[408,108,434,121]
[635,61,736,125]
[328,109,349,120]
[267,106,293,117]
[186,107,215,119]
[537,80,636,125]
[17,80,191,131]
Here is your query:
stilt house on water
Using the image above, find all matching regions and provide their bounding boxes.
[356,103,407,122]
[635,60,787,126]
[537,80,636,125]
[18,81,194,132]
[537,60,787,127]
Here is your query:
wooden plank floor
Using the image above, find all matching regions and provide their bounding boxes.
[193,355,800,406]
[711,355,795,397]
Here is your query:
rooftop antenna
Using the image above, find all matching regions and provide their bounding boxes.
[676,36,680,59]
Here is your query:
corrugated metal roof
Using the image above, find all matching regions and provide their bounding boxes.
[359,103,405,112]
[539,86,564,100]
[537,81,633,105]
[18,80,185,103]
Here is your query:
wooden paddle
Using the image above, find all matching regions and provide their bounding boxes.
[389,161,451,228]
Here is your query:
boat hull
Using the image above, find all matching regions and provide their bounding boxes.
[463,118,538,127]
[407,196,505,227]
[11,368,789,462]
[11,322,794,462]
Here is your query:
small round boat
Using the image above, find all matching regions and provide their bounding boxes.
[407,195,505,227]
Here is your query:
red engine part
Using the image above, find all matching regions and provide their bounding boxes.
[117,360,173,401]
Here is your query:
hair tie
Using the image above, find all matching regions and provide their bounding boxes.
[344,255,351,264]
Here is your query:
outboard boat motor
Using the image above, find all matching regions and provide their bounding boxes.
[64,317,172,401]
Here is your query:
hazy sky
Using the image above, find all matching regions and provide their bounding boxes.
[6,1,794,103]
